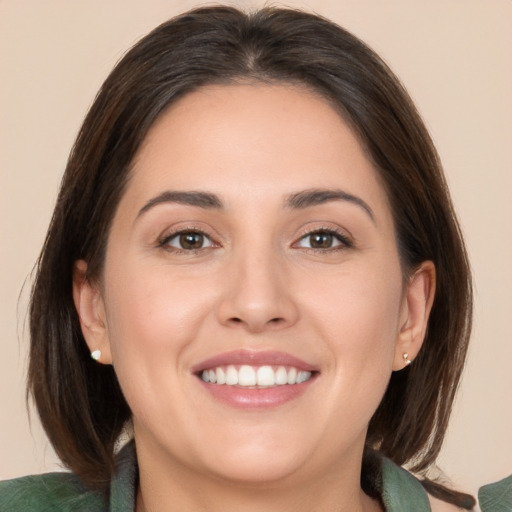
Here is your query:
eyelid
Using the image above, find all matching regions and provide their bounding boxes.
[157,224,220,251]
[292,225,354,250]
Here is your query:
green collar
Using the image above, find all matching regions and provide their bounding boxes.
[379,456,431,511]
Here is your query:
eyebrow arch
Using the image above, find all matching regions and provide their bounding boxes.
[137,190,223,218]
[285,188,375,222]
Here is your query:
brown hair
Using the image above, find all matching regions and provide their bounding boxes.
[28,5,473,507]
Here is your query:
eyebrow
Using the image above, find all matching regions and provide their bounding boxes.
[137,190,223,217]
[285,188,375,221]
[136,187,374,222]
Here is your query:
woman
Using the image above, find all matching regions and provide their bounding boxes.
[0,6,475,511]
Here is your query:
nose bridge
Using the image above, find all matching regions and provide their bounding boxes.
[217,237,298,332]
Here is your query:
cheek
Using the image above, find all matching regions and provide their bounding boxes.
[306,261,404,395]
[102,263,216,371]
[100,265,219,431]
[311,262,403,345]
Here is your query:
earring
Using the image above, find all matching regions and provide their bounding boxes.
[403,353,412,366]
[91,349,101,361]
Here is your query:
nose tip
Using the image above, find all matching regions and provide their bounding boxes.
[216,262,299,333]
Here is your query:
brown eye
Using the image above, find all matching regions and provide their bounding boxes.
[164,231,213,250]
[309,232,334,248]
[179,233,204,249]
[296,230,351,250]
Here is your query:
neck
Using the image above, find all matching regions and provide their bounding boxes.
[134,440,382,512]
[136,478,380,512]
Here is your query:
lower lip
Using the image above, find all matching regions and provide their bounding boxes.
[197,377,315,409]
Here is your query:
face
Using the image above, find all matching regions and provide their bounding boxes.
[75,83,432,487]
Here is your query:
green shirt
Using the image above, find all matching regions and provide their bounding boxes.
[478,474,512,512]
[0,442,431,511]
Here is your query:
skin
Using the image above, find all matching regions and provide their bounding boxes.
[74,84,435,512]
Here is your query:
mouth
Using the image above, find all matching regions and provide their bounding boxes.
[193,350,318,408]
[199,364,313,388]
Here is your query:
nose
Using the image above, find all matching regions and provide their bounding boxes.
[216,250,299,334]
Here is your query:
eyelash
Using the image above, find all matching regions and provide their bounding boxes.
[157,226,353,254]
[294,227,353,252]
[157,227,217,254]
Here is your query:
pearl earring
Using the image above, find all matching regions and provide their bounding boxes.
[403,353,412,366]
[91,349,101,361]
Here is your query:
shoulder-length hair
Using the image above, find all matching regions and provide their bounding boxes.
[28,5,472,506]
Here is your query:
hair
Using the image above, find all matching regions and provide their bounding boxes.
[28,5,473,508]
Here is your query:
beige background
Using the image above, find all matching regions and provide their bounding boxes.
[1,0,511,500]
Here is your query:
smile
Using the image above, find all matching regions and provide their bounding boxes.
[200,365,313,387]
[193,350,318,408]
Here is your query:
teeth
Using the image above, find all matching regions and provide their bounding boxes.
[216,367,226,385]
[239,365,256,386]
[275,366,288,385]
[200,365,312,387]
[257,366,275,386]
[225,365,238,385]
[296,371,310,384]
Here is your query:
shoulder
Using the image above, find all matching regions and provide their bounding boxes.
[379,456,475,511]
[379,457,431,511]
[0,440,138,512]
[478,474,512,512]
[0,472,106,512]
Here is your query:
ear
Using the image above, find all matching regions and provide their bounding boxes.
[393,261,436,371]
[72,260,112,365]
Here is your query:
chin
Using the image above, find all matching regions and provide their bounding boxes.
[205,455,305,486]
[192,430,314,485]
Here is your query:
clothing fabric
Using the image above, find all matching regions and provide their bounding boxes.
[0,441,431,511]
[478,474,512,512]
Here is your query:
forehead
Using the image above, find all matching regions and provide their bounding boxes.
[125,83,389,215]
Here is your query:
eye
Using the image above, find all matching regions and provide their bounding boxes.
[296,229,351,250]
[161,230,214,251]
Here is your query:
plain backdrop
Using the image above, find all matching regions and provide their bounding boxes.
[1,0,511,501]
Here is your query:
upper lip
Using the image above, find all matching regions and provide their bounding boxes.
[192,349,318,374]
